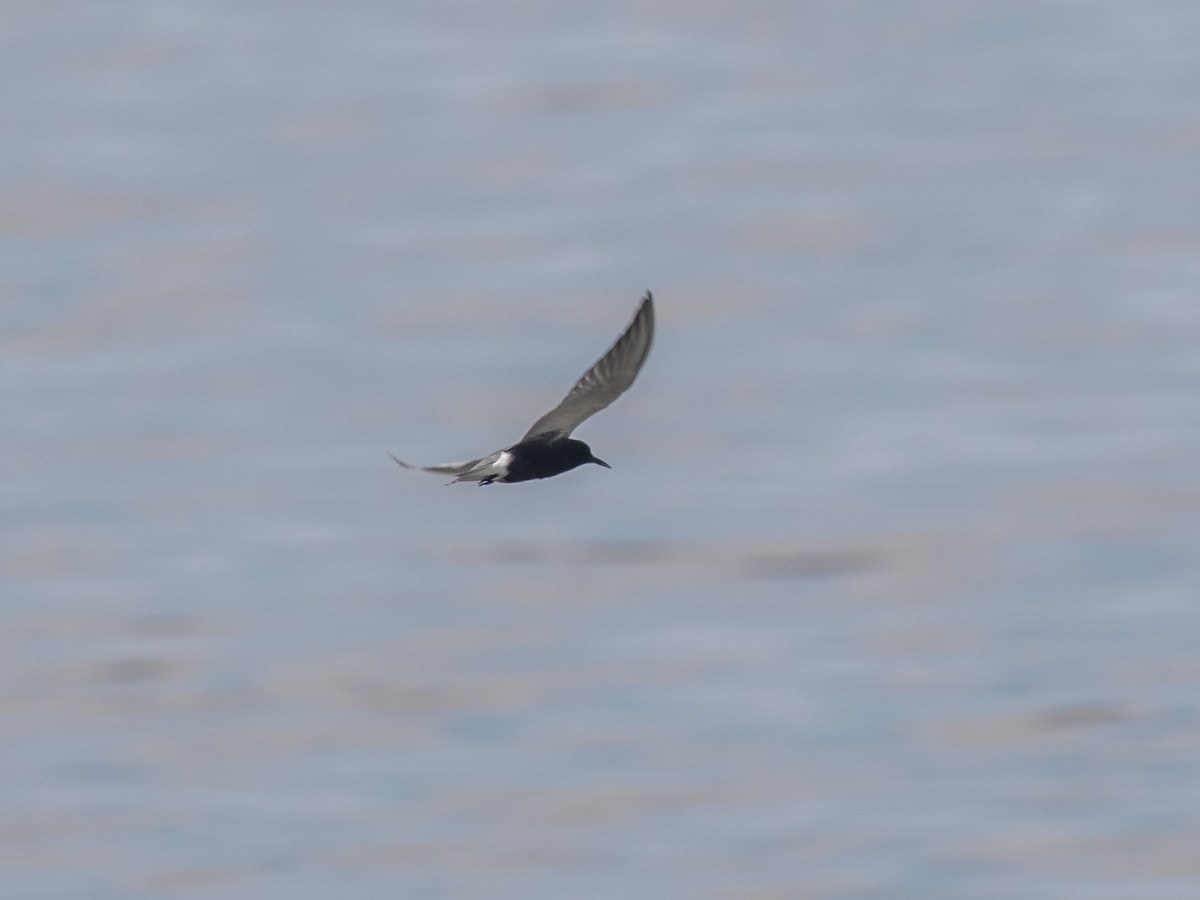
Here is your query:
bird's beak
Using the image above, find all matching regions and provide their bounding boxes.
[591,456,611,469]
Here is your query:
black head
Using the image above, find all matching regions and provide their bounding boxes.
[565,438,610,470]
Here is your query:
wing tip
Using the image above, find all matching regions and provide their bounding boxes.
[388,453,417,469]
[634,289,655,345]
[638,290,655,332]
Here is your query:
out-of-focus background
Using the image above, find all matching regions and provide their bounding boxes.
[4,2,1200,897]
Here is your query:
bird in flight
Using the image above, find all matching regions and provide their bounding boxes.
[390,292,655,485]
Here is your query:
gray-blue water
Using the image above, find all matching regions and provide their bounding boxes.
[4,2,1200,897]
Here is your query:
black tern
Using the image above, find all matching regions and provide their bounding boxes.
[391,291,655,485]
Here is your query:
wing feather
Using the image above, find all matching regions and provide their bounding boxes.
[520,292,655,441]
[389,453,484,475]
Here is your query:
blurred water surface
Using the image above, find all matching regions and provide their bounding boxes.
[4,1,1200,897]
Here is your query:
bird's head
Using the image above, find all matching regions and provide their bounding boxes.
[567,439,610,469]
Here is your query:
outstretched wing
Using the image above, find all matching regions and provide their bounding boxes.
[520,292,655,441]
[388,453,484,476]
[390,450,508,484]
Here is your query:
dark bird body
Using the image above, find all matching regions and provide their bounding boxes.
[391,292,655,485]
